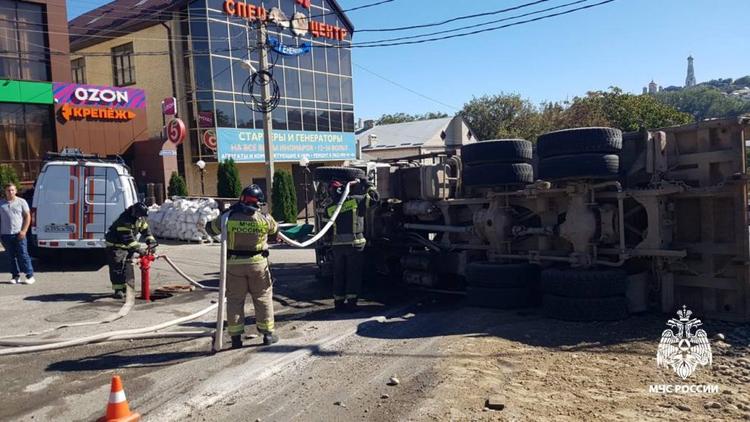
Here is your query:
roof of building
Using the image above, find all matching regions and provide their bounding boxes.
[69,0,355,51]
[358,117,455,150]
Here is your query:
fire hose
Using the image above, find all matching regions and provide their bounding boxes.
[275,180,357,248]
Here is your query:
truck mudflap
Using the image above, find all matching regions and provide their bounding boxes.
[660,117,750,321]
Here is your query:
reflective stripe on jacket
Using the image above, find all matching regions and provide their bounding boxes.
[206,210,279,265]
[105,212,155,250]
[323,186,377,247]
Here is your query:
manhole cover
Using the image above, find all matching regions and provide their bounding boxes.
[45,310,100,323]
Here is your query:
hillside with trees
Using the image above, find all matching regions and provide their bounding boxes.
[654,75,750,121]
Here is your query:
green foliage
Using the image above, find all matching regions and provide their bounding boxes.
[460,89,692,142]
[375,111,449,125]
[271,170,297,223]
[655,86,750,121]
[0,165,20,198]
[217,158,242,198]
[167,171,188,197]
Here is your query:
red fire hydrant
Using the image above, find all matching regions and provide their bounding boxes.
[139,252,156,302]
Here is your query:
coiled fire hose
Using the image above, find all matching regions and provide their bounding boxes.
[276,180,357,248]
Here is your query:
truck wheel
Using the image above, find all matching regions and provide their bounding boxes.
[538,153,619,181]
[541,268,628,298]
[463,163,534,187]
[466,286,529,309]
[542,295,628,321]
[461,139,533,165]
[466,262,539,288]
[313,167,365,183]
[537,127,622,159]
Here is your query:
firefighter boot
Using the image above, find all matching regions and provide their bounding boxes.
[113,290,125,300]
[346,298,359,312]
[263,332,279,345]
[334,299,346,313]
[231,335,243,349]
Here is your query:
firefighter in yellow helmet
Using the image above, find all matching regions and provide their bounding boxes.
[206,184,279,349]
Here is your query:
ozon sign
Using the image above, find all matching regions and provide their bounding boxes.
[53,83,147,109]
[73,87,129,105]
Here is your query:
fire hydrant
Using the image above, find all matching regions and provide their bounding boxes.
[139,252,156,302]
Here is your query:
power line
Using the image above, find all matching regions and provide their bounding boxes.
[356,0,551,32]
[354,0,591,45]
[322,0,617,48]
[353,63,459,110]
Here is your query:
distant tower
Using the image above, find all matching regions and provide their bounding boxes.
[648,80,658,94]
[642,87,648,95]
[685,55,696,87]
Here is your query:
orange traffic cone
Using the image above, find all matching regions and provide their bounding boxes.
[97,375,141,422]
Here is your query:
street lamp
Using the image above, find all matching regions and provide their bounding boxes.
[196,159,206,196]
[299,155,311,225]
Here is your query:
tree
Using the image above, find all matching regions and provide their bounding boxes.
[271,170,297,223]
[217,158,242,198]
[655,86,750,121]
[375,111,449,125]
[167,171,188,197]
[460,94,544,141]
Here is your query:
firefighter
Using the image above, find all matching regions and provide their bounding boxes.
[325,178,379,312]
[104,202,156,299]
[206,184,279,349]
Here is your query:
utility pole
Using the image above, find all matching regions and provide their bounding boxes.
[257,22,275,211]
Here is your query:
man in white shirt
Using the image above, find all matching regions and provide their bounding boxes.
[0,183,35,284]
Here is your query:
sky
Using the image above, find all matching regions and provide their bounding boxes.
[67,0,750,120]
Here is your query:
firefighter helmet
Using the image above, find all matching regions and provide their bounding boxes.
[239,184,265,211]
[130,202,149,218]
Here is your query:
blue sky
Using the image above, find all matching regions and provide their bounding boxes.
[68,0,750,120]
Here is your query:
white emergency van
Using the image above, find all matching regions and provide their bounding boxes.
[30,149,138,254]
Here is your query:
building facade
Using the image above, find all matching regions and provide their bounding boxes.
[0,0,70,184]
[69,0,356,199]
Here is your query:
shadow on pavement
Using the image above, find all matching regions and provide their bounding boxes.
[47,350,209,371]
[29,249,107,272]
[24,292,112,303]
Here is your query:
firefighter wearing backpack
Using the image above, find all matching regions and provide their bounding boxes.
[324,178,379,312]
[104,202,156,299]
[205,184,279,349]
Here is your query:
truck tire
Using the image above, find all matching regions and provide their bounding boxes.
[466,262,539,288]
[538,154,619,181]
[537,127,622,159]
[466,286,529,309]
[542,295,628,321]
[463,163,533,187]
[461,139,533,165]
[313,166,365,183]
[541,268,628,298]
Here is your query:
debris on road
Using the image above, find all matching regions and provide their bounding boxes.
[387,376,400,386]
[381,394,390,399]
[485,396,505,411]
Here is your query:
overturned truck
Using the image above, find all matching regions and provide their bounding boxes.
[314,117,750,322]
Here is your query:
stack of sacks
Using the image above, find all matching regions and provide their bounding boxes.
[147,198,221,242]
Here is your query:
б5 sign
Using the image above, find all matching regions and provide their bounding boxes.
[166,118,186,145]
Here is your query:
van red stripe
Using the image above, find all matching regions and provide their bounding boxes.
[86,167,94,239]
[69,166,76,240]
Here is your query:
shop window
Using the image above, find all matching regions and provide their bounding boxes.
[342,112,354,132]
[206,0,225,10]
[328,75,341,103]
[215,101,236,127]
[317,110,330,132]
[214,91,233,101]
[341,77,353,104]
[71,58,86,84]
[0,0,49,81]
[280,0,296,16]
[0,103,53,182]
[193,56,213,90]
[287,108,302,131]
[302,109,316,131]
[211,56,234,91]
[111,43,136,86]
[312,45,327,73]
[228,23,248,59]
[284,67,301,101]
[329,111,342,132]
[299,46,312,69]
[236,103,254,128]
[233,59,253,93]
[326,47,339,75]
[339,48,351,77]
[282,54,299,68]
[209,21,230,55]
[300,70,314,101]
[272,107,288,130]
[314,73,328,102]
[189,17,209,53]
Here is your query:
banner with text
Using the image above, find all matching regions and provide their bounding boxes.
[217,128,357,163]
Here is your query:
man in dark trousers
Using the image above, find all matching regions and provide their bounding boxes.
[324,178,378,312]
[206,184,279,349]
[104,202,156,299]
